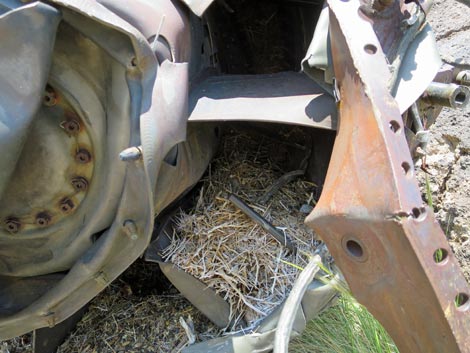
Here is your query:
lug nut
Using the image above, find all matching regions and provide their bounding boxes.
[60,119,81,135]
[71,177,89,192]
[75,148,92,164]
[59,198,75,213]
[4,217,21,234]
[36,212,52,227]
[43,86,57,107]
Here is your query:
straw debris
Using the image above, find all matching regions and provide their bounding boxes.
[164,127,322,329]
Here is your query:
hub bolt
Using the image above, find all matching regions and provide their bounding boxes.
[4,217,21,234]
[61,119,81,135]
[71,177,89,192]
[59,198,75,213]
[75,149,92,164]
[44,86,57,107]
[36,212,52,227]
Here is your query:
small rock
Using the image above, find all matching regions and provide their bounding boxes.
[300,204,314,214]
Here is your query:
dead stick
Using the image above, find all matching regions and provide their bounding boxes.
[258,170,305,204]
[229,194,296,253]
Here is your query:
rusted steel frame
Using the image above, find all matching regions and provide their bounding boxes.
[306,1,470,353]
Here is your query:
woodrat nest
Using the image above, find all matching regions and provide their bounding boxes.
[164,126,323,330]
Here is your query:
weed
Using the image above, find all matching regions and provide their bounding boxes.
[425,174,434,210]
[290,290,398,353]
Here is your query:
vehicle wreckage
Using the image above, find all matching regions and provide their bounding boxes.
[0,0,469,352]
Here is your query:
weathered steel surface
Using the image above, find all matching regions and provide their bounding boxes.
[306,1,470,352]
[189,72,337,130]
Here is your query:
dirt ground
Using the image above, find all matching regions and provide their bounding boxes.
[2,2,470,352]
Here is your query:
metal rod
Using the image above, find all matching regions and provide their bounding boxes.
[422,82,470,109]
[228,194,296,252]
[410,102,424,132]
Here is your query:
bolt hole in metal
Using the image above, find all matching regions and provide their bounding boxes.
[364,44,378,55]
[433,248,449,265]
[389,120,401,133]
[130,57,138,67]
[411,207,426,221]
[346,240,364,258]
[455,293,470,311]
[401,161,412,177]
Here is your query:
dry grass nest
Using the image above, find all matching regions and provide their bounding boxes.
[163,128,322,330]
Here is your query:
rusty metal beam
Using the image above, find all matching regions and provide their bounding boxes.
[306,1,470,352]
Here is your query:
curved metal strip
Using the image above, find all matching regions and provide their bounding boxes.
[392,23,442,114]
[140,60,189,201]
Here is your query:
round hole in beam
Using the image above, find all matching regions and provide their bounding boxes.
[401,162,412,177]
[346,240,364,258]
[364,44,378,55]
[389,120,401,133]
[455,293,470,311]
[411,207,426,221]
[433,248,449,264]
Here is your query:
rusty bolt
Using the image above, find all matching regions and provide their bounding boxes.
[60,119,81,135]
[36,212,52,227]
[43,86,57,107]
[71,176,89,192]
[75,148,92,164]
[4,217,21,234]
[59,198,75,213]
